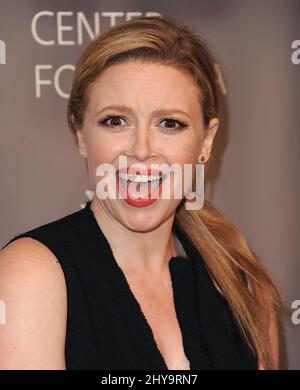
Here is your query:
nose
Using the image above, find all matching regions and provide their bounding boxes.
[128,124,154,161]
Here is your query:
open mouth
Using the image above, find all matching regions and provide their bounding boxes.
[116,168,167,206]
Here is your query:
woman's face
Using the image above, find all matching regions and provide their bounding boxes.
[77,61,218,232]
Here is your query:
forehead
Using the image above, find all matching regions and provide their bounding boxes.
[87,62,202,116]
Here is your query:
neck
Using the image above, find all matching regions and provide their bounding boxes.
[90,198,179,275]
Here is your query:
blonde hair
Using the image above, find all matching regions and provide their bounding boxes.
[67,15,288,369]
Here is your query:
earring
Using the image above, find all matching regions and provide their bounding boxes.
[79,142,87,158]
[185,161,205,211]
[198,155,206,163]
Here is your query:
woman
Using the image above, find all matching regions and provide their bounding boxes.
[0,16,286,370]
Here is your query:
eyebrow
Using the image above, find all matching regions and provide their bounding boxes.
[95,105,192,119]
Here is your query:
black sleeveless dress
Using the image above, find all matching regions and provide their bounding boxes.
[2,200,258,370]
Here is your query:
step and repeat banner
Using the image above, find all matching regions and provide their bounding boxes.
[0,0,299,369]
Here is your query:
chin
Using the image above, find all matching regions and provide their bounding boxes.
[120,213,164,233]
[116,202,172,233]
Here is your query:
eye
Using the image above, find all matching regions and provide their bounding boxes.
[98,115,188,131]
[159,117,188,131]
[98,115,127,128]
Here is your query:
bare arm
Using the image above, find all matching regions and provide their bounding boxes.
[0,237,67,369]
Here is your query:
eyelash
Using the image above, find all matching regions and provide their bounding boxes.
[98,115,188,131]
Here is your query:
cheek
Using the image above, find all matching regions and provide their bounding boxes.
[167,140,199,166]
[84,133,121,171]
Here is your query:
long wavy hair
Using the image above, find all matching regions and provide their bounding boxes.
[67,15,287,369]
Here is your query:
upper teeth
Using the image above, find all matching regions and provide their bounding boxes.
[118,172,162,183]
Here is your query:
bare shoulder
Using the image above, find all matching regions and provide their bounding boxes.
[0,237,66,296]
[0,237,67,369]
